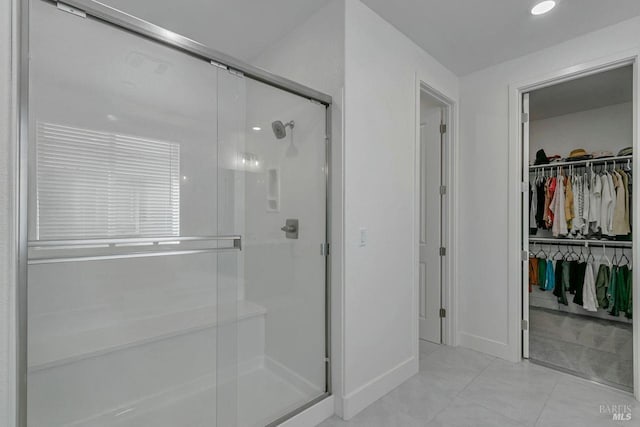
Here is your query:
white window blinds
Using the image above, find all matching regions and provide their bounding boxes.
[36,122,180,240]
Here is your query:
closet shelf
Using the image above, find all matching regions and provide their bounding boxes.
[529,154,632,170]
[529,237,632,248]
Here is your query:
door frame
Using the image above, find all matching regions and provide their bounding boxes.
[508,49,640,400]
[415,75,458,351]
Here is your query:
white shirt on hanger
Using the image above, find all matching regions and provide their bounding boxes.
[600,174,613,235]
[589,173,602,233]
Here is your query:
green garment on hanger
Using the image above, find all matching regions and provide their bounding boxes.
[608,265,618,316]
[617,265,630,315]
[538,259,547,290]
[595,264,610,309]
[625,267,632,319]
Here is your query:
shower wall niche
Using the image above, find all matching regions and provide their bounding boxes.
[24,1,329,426]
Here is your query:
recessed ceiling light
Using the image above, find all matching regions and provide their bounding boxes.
[252,126,261,131]
[531,1,556,15]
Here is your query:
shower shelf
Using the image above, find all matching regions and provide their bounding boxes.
[28,300,266,371]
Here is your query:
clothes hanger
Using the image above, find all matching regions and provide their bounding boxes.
[579,245,586,263]
[612,247,618,267]
[619,250,630,267]
[552,245,563,261]
[586,246,595,264]
[568,244,580,261]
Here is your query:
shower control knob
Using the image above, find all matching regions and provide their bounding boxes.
[281,219,299,239]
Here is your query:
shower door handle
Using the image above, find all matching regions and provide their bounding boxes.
[281,219,299,239]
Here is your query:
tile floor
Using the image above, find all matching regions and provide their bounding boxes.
[529,306,633,390]
[319,341,639,426]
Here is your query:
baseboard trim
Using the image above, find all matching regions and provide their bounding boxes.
[458,332,515,361]
[277,395,334,427]
[340,356,418,420]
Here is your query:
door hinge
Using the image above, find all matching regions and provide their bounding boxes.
[521,112,529,123]
[439,185,447,196]
[210,60,228,70]
[57,2,86,17]
[439,308,446,318]
[440,123,447,134]
[439,247,446,256]
[321,242,330,256]
[521,319,528,330]
[521,182,529,193]
[521,250,528,261]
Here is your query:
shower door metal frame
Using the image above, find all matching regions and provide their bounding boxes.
[15,0,334,425]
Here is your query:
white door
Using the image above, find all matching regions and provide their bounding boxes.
[522,93,530,358]
[419,107,444,343]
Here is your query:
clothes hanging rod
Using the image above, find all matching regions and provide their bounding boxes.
[528,237,632,248]
[528,155,632,170]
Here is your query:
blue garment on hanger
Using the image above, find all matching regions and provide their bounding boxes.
[544,259,555,291]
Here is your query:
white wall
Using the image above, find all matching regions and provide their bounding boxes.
[529,102,633,160]
[342,0,458,418]
[0,0,16,425]
[459,16,640,361]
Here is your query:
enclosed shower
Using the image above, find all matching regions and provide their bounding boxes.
[21,1,330,426]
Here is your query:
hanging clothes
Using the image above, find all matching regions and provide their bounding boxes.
[552,259,567,305]
[595,263,610,309]
[581,174,590,236]
[599,174,613,236]
[529,182,537,234]
[568,261,586,296]
[528,258,538,293]
[572,262,585,306]
[543,259,555,291]
[582,262,598,312]
[544,177,556,229]
[536,179,546,230]
[626,268,633,319]
[571,175,584,235]
[612,171,629,235]
[588,173,602,233]
[605,173,617,236]
[564,176,574,230]
[537,258,547,289]
[607,264,618,314]
[550,175,567,237]
[620,170,631,235]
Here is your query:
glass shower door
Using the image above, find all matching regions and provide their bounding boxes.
[26,1,239,426]
[225,77,328,426]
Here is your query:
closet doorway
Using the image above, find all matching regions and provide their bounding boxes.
[521,64,636,392]
[419,88,448,345]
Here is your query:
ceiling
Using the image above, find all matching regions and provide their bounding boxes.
[361,0,640,76]
[100,0,332,61]
[529,65,633,120]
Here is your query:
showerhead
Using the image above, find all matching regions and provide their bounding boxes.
[271,120,295,139]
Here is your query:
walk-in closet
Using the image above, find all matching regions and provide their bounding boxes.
[523,65,634,391]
